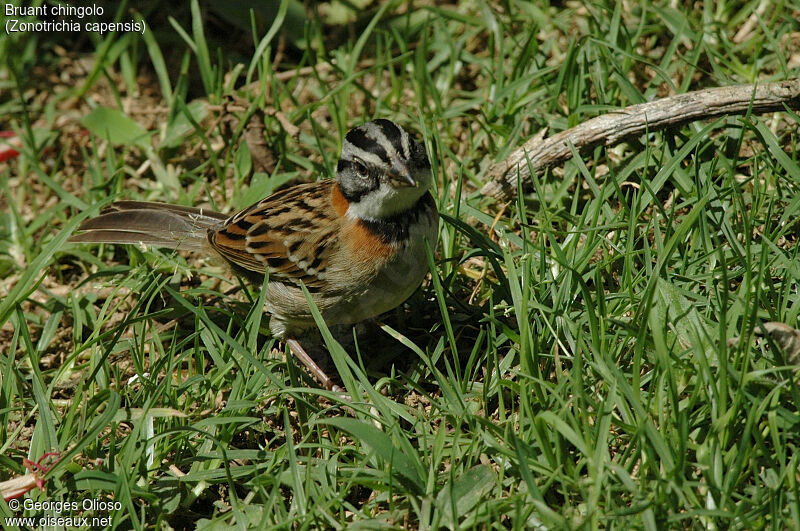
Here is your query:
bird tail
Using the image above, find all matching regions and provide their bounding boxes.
[68,201,229,252]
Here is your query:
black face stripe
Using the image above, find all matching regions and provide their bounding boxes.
[338,183,368,203]
[412,140,431,169]
[338,159,367,175]
[374,118,406,158]
[345,127,389,162]
[337,159,378,203]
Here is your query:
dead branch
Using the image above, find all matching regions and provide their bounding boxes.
[481,79,800,200]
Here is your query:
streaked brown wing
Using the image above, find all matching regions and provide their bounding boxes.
[209,180,340,288]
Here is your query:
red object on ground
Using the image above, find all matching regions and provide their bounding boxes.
[0,131,22,162]
[1,452,61,501]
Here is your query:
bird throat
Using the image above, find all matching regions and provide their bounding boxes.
[344,181,426,220]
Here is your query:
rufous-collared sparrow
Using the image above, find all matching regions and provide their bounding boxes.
[69,119,439,391]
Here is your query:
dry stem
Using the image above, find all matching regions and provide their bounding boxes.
[481,79,800,200]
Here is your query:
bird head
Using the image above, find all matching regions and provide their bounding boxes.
[336,119,432,220]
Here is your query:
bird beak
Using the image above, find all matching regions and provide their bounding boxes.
[389,171,417,188]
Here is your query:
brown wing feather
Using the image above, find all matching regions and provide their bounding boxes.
[68,201,227,251]
[209,180,341,288]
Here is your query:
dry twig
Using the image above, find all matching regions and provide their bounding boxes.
[481,79,800,200]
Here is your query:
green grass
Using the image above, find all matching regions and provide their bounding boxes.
[2,0,800,528]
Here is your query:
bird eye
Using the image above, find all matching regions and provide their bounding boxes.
[353,161,368,178]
